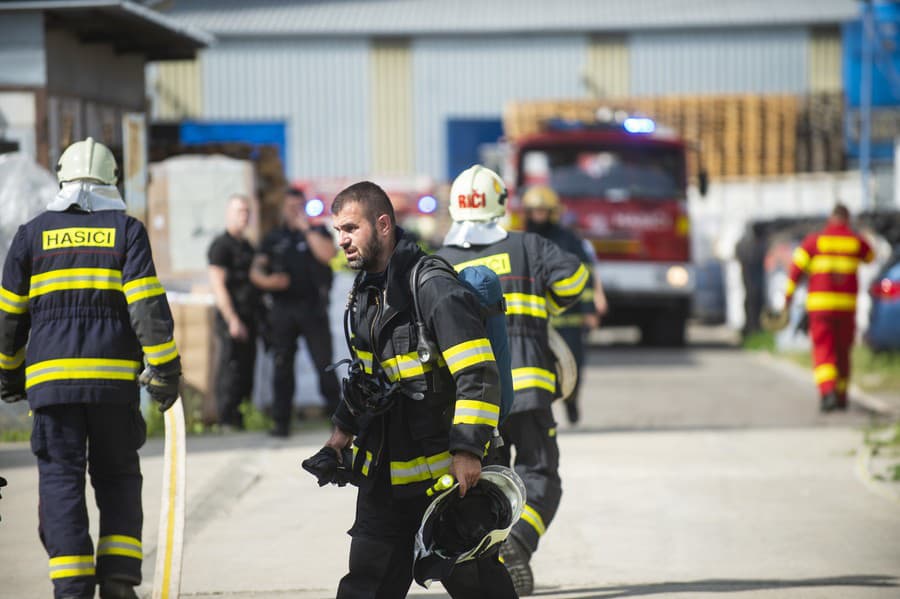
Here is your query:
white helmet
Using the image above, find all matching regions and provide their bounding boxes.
[448,164,508,223]
[413,466,526,587]
[56,137,118,186]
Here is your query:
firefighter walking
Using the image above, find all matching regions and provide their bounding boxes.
[782,203,874,412]
[438,166,588,595]
[0,138,181,599]
[521,185,607,425]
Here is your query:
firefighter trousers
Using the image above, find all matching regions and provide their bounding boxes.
[809,312,856,404]
[269,302,341,430]
[493,407,561,555]
[337,482,517,599]
[31,402,145,598]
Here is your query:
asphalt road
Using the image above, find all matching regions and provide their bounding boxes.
[1,325,898,598]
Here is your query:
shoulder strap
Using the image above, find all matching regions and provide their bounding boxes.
[409,255,457,364]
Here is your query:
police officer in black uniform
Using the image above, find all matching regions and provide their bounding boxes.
[522,185,607,425]
[0,138,181,599]
[438,166,588,597]
[251,187,339,437]
[208,193,260,430]
[306,181,516,598]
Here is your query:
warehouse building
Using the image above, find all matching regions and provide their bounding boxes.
[151,0,856,182]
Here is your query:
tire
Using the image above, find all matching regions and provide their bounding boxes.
[640,312,687,347]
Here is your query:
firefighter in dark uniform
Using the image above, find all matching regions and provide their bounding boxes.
[306,181,517,598]
[251,187,339,437]
[0,138,181,599]
[437,166,588,596]
[521,185,608,425]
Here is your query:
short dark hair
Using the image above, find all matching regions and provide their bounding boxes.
[331,181,396,226]
[832,203,850,221]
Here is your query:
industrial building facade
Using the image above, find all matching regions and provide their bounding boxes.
[151,0,855,181]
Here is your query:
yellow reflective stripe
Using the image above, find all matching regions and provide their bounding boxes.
[351,446,373,477]
[48,555,95,580]
[442,338,495,375]
[817,235,860,255]
[353,347,374,374]
[453,252,512,276]
[792,247,811,271]
[0,286,28,314]
[143,338,179,366]
[520,504,546,536]
[381,351,430,381]
[546,293,566,316]
[453,399,500,427]
[815,363,838,384]
[551,263,589,297]
[512,367,556,393]
[550,313,585,328]
[29,268,122,298]
[97,535,142,560]
[504,293,547,319]
[784,279,796,297]
[581,287,595,301]
[808,255,860,274]
[806,292,857,312]
[122,276,166,304]
[0,347,25,370]
[26,358,141,389]
[390,451,451,485]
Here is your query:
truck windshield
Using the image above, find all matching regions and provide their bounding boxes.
[521,146,685,200]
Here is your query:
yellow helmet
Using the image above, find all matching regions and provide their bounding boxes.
[522,185,561,219]
[56,137,118,186]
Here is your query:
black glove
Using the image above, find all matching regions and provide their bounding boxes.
[139,367,180,412]
[302,446,353,487]
[0,371,25,404]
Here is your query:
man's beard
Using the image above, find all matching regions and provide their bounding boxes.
[347,234,382,271]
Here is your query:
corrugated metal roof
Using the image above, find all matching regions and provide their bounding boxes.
[164,0,858,37]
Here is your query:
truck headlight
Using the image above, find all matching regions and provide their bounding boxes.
[666,265,690,288]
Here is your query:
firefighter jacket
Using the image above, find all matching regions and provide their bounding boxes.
[332,231,501,499]
[439,231,588,413]
[0,209,180,409]
[786,221,874,315]
[527,222,596,330]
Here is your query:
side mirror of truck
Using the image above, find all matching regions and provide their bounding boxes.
[697,169,709,197]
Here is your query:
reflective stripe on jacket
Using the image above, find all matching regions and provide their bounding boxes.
[439,231,586,412]
[0,209,180,408]
[786,222,874,314]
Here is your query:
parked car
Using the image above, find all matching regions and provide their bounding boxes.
[866,248,900,352]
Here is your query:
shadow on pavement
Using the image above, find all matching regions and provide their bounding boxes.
[521,575,898,598]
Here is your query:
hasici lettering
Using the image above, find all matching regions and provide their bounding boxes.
[42,228,116,250]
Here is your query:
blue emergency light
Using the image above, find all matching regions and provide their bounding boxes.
[418,195,438,214]
[623,117,655,134]
[306,197,325,217]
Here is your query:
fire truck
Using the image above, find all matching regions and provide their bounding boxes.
[505,110,704,346]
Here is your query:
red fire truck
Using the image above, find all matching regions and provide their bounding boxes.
[507,114,703,346]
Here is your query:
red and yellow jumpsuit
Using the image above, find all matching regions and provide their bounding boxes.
[785,220,874,407]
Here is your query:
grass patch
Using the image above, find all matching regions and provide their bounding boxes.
[863,421,900,482]
[741,331,776,352]
[145,385,274,438]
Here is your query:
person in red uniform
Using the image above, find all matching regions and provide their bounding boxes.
[783,204,874,412]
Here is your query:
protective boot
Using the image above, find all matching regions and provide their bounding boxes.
[99,579,139,599]
[820,391,840,413]
[499,535,533,596]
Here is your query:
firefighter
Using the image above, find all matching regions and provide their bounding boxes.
[782,203,874,412]
[521,185,607,425]
[438,166,588,596]
[0,138,181,599]
[305,181,516,598]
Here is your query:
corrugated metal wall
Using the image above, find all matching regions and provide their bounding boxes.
[412,35,588,179]
[0,13,45,86]
[151,60,202,120]
[630,28,809,95]
[808,27,842,92]
[585,35,629,98]
[370,39,413,175]
[201,38,370,178]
